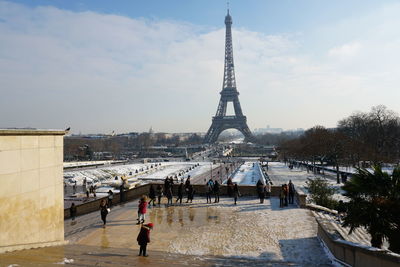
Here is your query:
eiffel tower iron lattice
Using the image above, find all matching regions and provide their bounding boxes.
[204,9,254,144]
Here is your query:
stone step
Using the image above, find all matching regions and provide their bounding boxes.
[0,244,298,267]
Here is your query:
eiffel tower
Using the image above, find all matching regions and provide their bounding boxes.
[204,9,254,144]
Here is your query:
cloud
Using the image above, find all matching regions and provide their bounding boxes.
[1,1,400,133]
[328,42,361,58]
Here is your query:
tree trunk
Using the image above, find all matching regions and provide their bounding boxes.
[370,232,384,249]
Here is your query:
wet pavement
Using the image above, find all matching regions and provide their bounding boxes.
[0,197,334,267]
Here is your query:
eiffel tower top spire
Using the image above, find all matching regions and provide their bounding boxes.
[223,7,236,90]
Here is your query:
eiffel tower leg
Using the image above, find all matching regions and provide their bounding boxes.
[205,123,223,144]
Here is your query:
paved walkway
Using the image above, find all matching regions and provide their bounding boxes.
[0,197,334,267]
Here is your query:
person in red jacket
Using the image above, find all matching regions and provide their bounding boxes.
[137,195,148,225]
[137,223,153,257]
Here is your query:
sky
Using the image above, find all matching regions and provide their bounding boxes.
[1,0,400,134]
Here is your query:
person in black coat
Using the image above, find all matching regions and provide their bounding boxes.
[70,202,77,223]
[233,183,240,205]
[176,182,183,204]
[99,199,109,228]
[213,180,220,203]
[186,184,195,203]
[156,184,163,206]
[137,223,153,257]
[226,177,233,197]
[148,185,156,207]
[288,180,295,204]
[256,179,265,203]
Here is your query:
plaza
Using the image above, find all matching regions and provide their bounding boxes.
[0,197,333,266]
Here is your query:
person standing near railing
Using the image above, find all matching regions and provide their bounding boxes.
[288,180,295,204]
[233,183,240,205]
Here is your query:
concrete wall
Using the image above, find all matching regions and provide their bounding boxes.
[0,129,65,253]
[317,220,400,267]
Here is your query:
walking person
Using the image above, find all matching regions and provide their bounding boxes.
[187,184,195,203]
[70,202,77,225]
[99,199,109,228]
[288,180,295,204]
[283,184,289,206]
[148,185,156,208]
[137,223,153,257]
[176,182,183,204]
[166,184,173,206]
[279,185,285,208]
[233,183,240,205]
[119,184,125,203]
[265,183,271,199]
[226,177,233,197]
[185,176,191,192]
[156,184,163,206]
[107,190,114,208]
[137,196,148,224]
[256,179,265,203]
[213,180,220,203]
[206,179,214,203]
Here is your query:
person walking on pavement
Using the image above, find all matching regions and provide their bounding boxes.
[166,186,173,206]
[283,184,289,206]
[70,202,77,225]
[256,179,265,203]
[265,183,271,199]
[148,185,156,208]
[137,223,153,257]
[186,184,195,203]
[233,183,240,205]
[156,184,163,206]
[176,182,183,204]
[288,180,295,204]
[226,177,233,197]
[107,190,114,208]
[206,179,214,203]
[137,196,148,224]
[213,180,220,203]
[99,199,109,228]
[279,185,285,208]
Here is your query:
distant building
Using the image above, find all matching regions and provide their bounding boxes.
[254,125,283,134]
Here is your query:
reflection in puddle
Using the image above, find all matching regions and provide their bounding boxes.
[188,207,195,222]
[178,209,184,227]
[101,229,109,248]
[167,207,174,226]
[206,207,220,224]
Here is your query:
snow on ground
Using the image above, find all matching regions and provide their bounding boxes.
[268,162,347,201]
[64,162,214,187]
[231,162,264,185]
[165,197,333,266]
[63,160,120,168]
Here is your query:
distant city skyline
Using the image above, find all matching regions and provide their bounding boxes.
[1,1,400,134]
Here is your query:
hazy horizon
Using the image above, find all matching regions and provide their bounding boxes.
[2,0,400,134]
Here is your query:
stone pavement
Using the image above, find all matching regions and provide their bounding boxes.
[0,197,334,267]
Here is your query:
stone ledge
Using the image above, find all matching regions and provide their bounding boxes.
[0,240,68,254]
[0,129,65,136]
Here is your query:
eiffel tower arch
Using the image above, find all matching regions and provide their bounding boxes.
[204,9,254,144]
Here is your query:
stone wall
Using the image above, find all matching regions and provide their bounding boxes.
[317,219,400,267]
[0,129,65,253]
